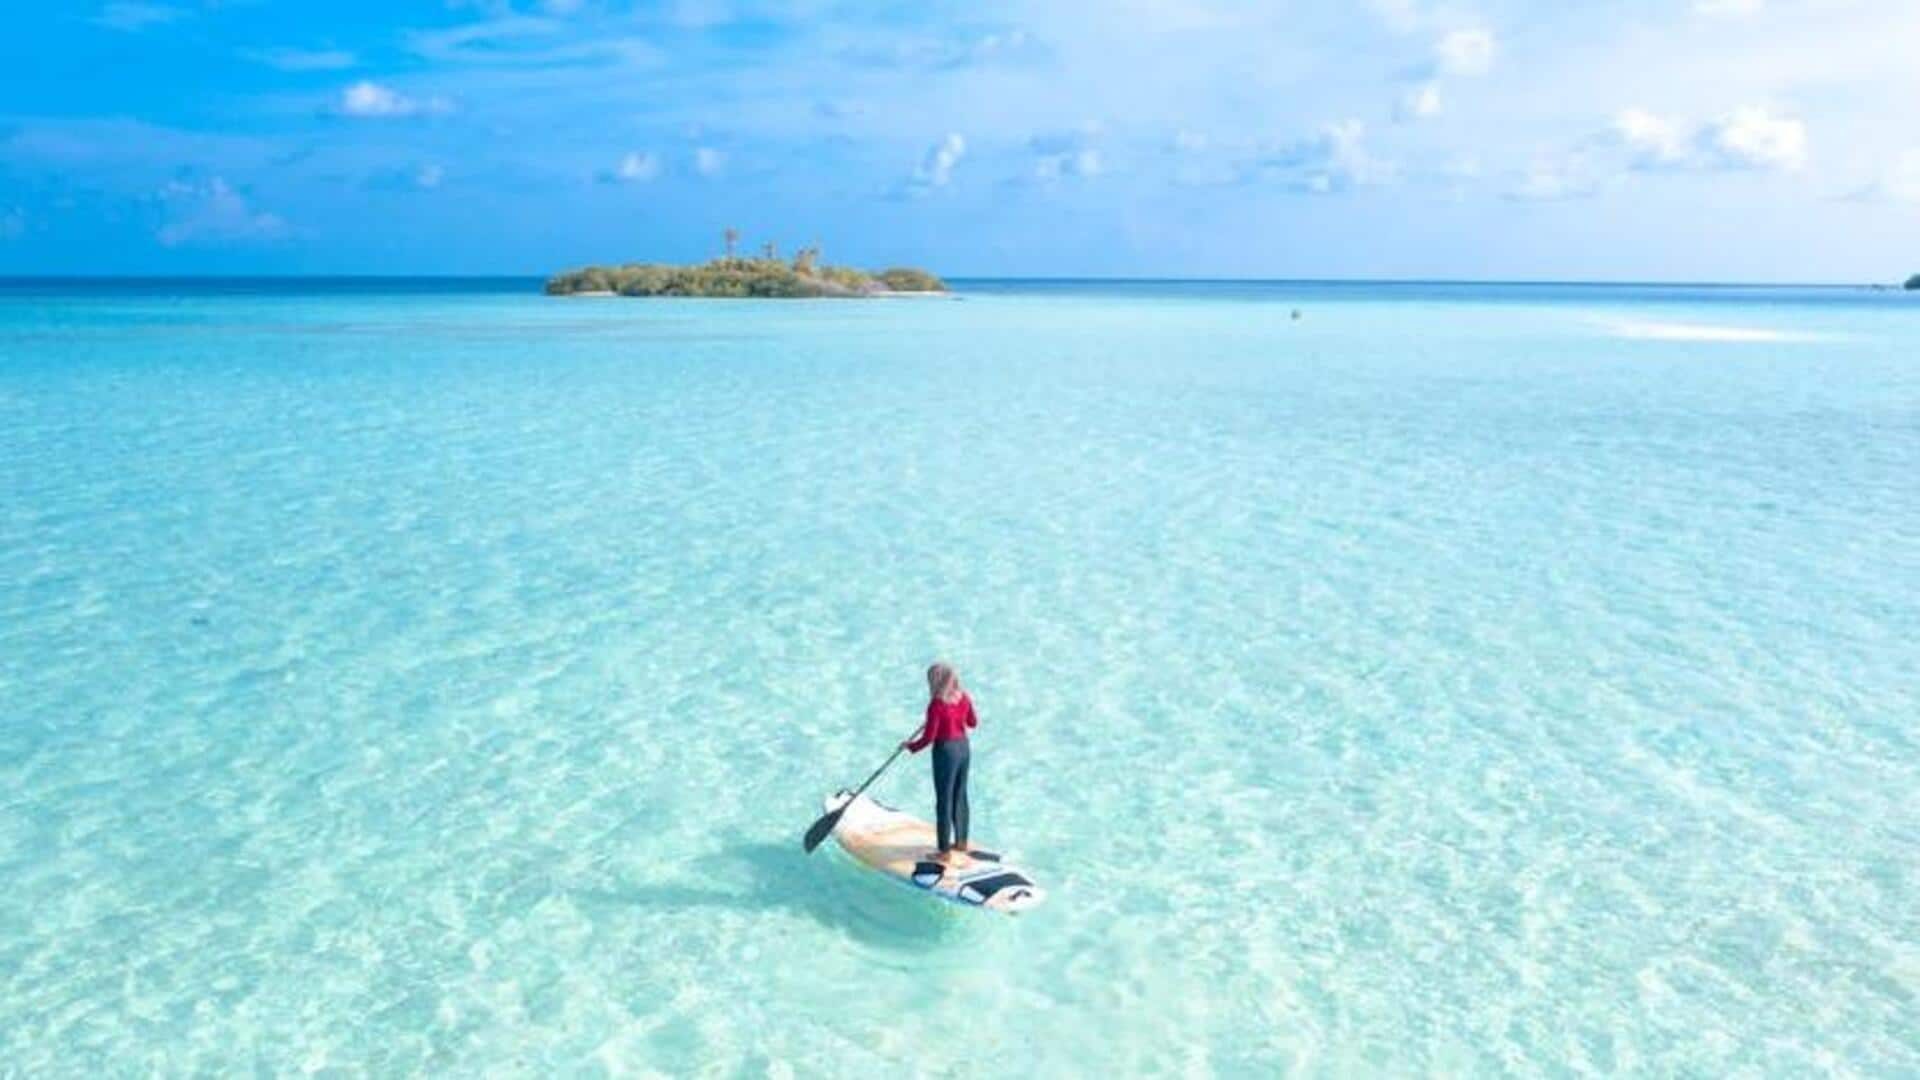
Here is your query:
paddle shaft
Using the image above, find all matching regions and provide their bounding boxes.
[803,730,920,852]
[846,742,908,803]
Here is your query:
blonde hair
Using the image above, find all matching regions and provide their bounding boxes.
[927,662,962,703]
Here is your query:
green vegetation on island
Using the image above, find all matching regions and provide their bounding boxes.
[546,231,946,298]
[1905,273,1920,290]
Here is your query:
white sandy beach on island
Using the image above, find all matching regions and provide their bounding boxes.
[1599,318,1840,343]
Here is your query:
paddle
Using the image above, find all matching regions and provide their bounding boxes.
[803,734,915,853]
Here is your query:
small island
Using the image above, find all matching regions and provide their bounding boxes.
[547,231,946,298]
[1905,273,1919,291]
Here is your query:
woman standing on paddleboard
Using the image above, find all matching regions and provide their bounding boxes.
[902,662,977,868]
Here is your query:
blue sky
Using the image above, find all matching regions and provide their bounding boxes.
[1,0,1917,279]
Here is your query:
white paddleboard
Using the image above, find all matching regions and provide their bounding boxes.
[822,790,1045,914]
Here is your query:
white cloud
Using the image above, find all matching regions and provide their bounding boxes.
[1396,82,1442,121]
[339,81,452,118]
[364,163,448,192]
[693,146,726,177]
[154,178,287,247]
[1034,149,1102,183]
[91,2,184,32]
[1506,158,1594,201]
[925,132,967,184]
[245,47,357,72]
[964,29,1040,67]
[1255,120,1390,193]
[609,151,661,182]
[1701,106,1806,171]
[1606,106,1806,173]
[1612,108,1688,167]
[1884,149,1920,202]
[1436,153,1483,198]
[1694,0,1762,15]
[1167,132,1236,186]
[900,132,965,195]
[1171,130,1209,153]
[1435,28,1495,76]
[1028,131,1102,184]
[409,16,658,67]
[1369,0,1425,33]
[837,27,1043,72]
[1848,148,1920,203]
[1317,120,1380,187]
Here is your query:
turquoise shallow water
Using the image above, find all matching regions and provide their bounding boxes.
[2,280,1916,1075]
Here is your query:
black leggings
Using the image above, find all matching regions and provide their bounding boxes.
[931,738,970,852]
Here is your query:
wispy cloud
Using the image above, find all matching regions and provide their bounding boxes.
[0,117,281,174]
[1609,106,1807,172]
[813,100,864,121]
[154,177,287,247]
[1165,131,1240,187]
[1026,130,1102,185]
[896,133,965,197]
[91,2,185,32]
[598,151,661,183]
[245,47,358,72]
[1368,0,1426,34]
[7,0,1918,278]
[1434,28,1495,76]
[1256,120,1390,193]
[1702,107,1805,171]
[338,81,454,118]
[1505,157,1596,202]
[1850,148,1920,203]
[840,27,1045,70]
[409,16,660,67]
[363,163,447,192]
[1395,82,1442,122]
[1613,109,1688,168]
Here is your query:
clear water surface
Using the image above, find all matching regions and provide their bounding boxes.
[2,279,1916,1075]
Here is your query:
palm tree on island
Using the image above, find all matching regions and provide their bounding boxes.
[545,232,947,298]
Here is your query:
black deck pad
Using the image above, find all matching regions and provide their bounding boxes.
[957,872,1032,905]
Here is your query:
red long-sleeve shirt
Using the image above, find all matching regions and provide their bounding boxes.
[905,693,977,753]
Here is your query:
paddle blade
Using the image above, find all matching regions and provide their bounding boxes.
[802,806,845,853]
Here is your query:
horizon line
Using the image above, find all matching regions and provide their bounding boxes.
[0,273,1903,290]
